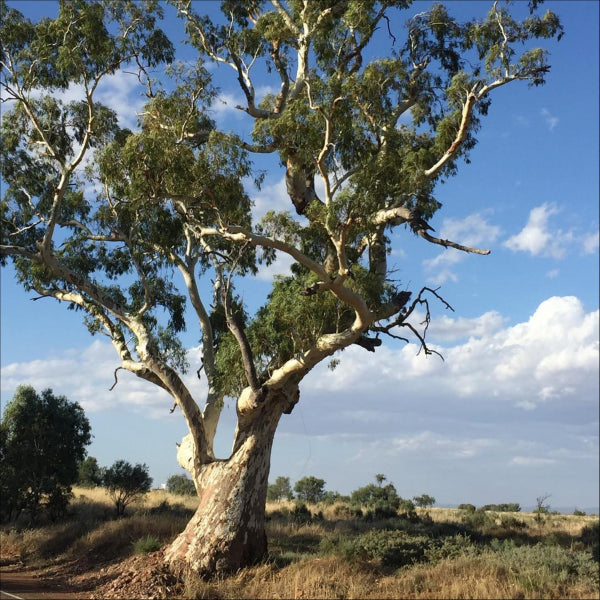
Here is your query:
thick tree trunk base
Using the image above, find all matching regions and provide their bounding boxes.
[165,388,291,577]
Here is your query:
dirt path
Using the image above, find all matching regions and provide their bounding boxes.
[0,564,90,600]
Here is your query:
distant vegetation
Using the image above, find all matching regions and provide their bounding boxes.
[0,484,597,599]
[166,474,196,496]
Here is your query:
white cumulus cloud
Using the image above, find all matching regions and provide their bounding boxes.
[423,213,501,284]
[504,203,571,258]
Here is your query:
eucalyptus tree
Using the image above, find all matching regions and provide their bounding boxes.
[1,0,562,576]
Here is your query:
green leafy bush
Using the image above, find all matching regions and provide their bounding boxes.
[134,534,162,554]
[461,507,494,530]
[346,530,431,568]
[165,474,196,496]
[332,503,363,519]
[292,502,312,525]
[489,540,599,591]
[425,533,478,563]
[480,503,521,512]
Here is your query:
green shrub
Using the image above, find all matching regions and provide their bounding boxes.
[499,515,527,530]
[425,533,479,563]
[579,522,600,562]
[332,503,362,519]
[488,540,599,592]
[480,503,521,512]
[133,534,162,554]
[351,483,400,511]
[397,499,418,521]
[457,503,476,513]
[165,474,196,496]
[363,503,398,522]
[346,529,431,568]
[292,502,312,525]
[461,507,494,530]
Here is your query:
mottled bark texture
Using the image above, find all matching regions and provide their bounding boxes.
[164,386,292,576]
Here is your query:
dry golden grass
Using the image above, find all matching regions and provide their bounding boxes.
[72,485,199,512]
[419,506,598,537]
[2,491,597,599]
[183,553,600,600]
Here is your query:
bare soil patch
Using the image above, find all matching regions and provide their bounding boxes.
[1,552,182,600]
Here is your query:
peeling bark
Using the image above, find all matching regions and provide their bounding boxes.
[164,385,292,577]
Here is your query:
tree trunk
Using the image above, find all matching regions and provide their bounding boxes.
[164,385,294,577]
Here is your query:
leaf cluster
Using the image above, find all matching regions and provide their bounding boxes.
[0,385,91,522]
[102,459,153,516]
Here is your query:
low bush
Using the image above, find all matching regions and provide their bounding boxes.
[461,507,494,530]
[291,502,312,525]
[425,533,479,563]
[488,539,600,593]
[133,534,162,554]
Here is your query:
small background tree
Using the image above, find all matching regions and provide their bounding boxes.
[77,456,104,488]
[267,476,294,502]
[166,474,196,496]
[534,493,552,526]
[413,494,436,509]
[103,460,152,516]
[293,476,326,504]
[0,385,91,522]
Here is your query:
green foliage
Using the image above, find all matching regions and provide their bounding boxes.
[133,534,162,555]
[102,460,152,516]
[457,503,476,513]
[293,476,326,504]
[0,2,566,576]
[351,482,400,511]
[488,540,599,592]
[166,474,196,496]
[461,507,495,530]
[579,522,600,562]
[346,529,432,568]
[291,502,313,525]
[480,502,521,512]
[413,494,436,508]
[0,385,91,522]
[425,533,478,563]
[267,476,294,502]
[77,456,104,488]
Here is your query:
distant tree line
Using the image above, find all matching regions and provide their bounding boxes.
[262,474,438,520]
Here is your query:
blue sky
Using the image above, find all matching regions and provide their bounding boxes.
[1,1,598,511]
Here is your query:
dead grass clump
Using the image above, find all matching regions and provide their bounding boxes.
[183,548,599,600]
[183,556,380,599]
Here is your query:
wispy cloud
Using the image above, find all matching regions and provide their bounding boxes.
[541,107,559,131]
[510,456,557,467]
[0,341,208,419]
[582,230,599,254]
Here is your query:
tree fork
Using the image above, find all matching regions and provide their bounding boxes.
[164,386,292,576]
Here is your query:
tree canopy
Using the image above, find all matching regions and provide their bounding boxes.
[0,385,91,522]
[0,0,563,575]
[103,459,153,516]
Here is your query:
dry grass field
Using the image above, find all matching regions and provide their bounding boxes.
[1,487,598,599]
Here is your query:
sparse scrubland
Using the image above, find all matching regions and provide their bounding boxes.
[1,487,598,599]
